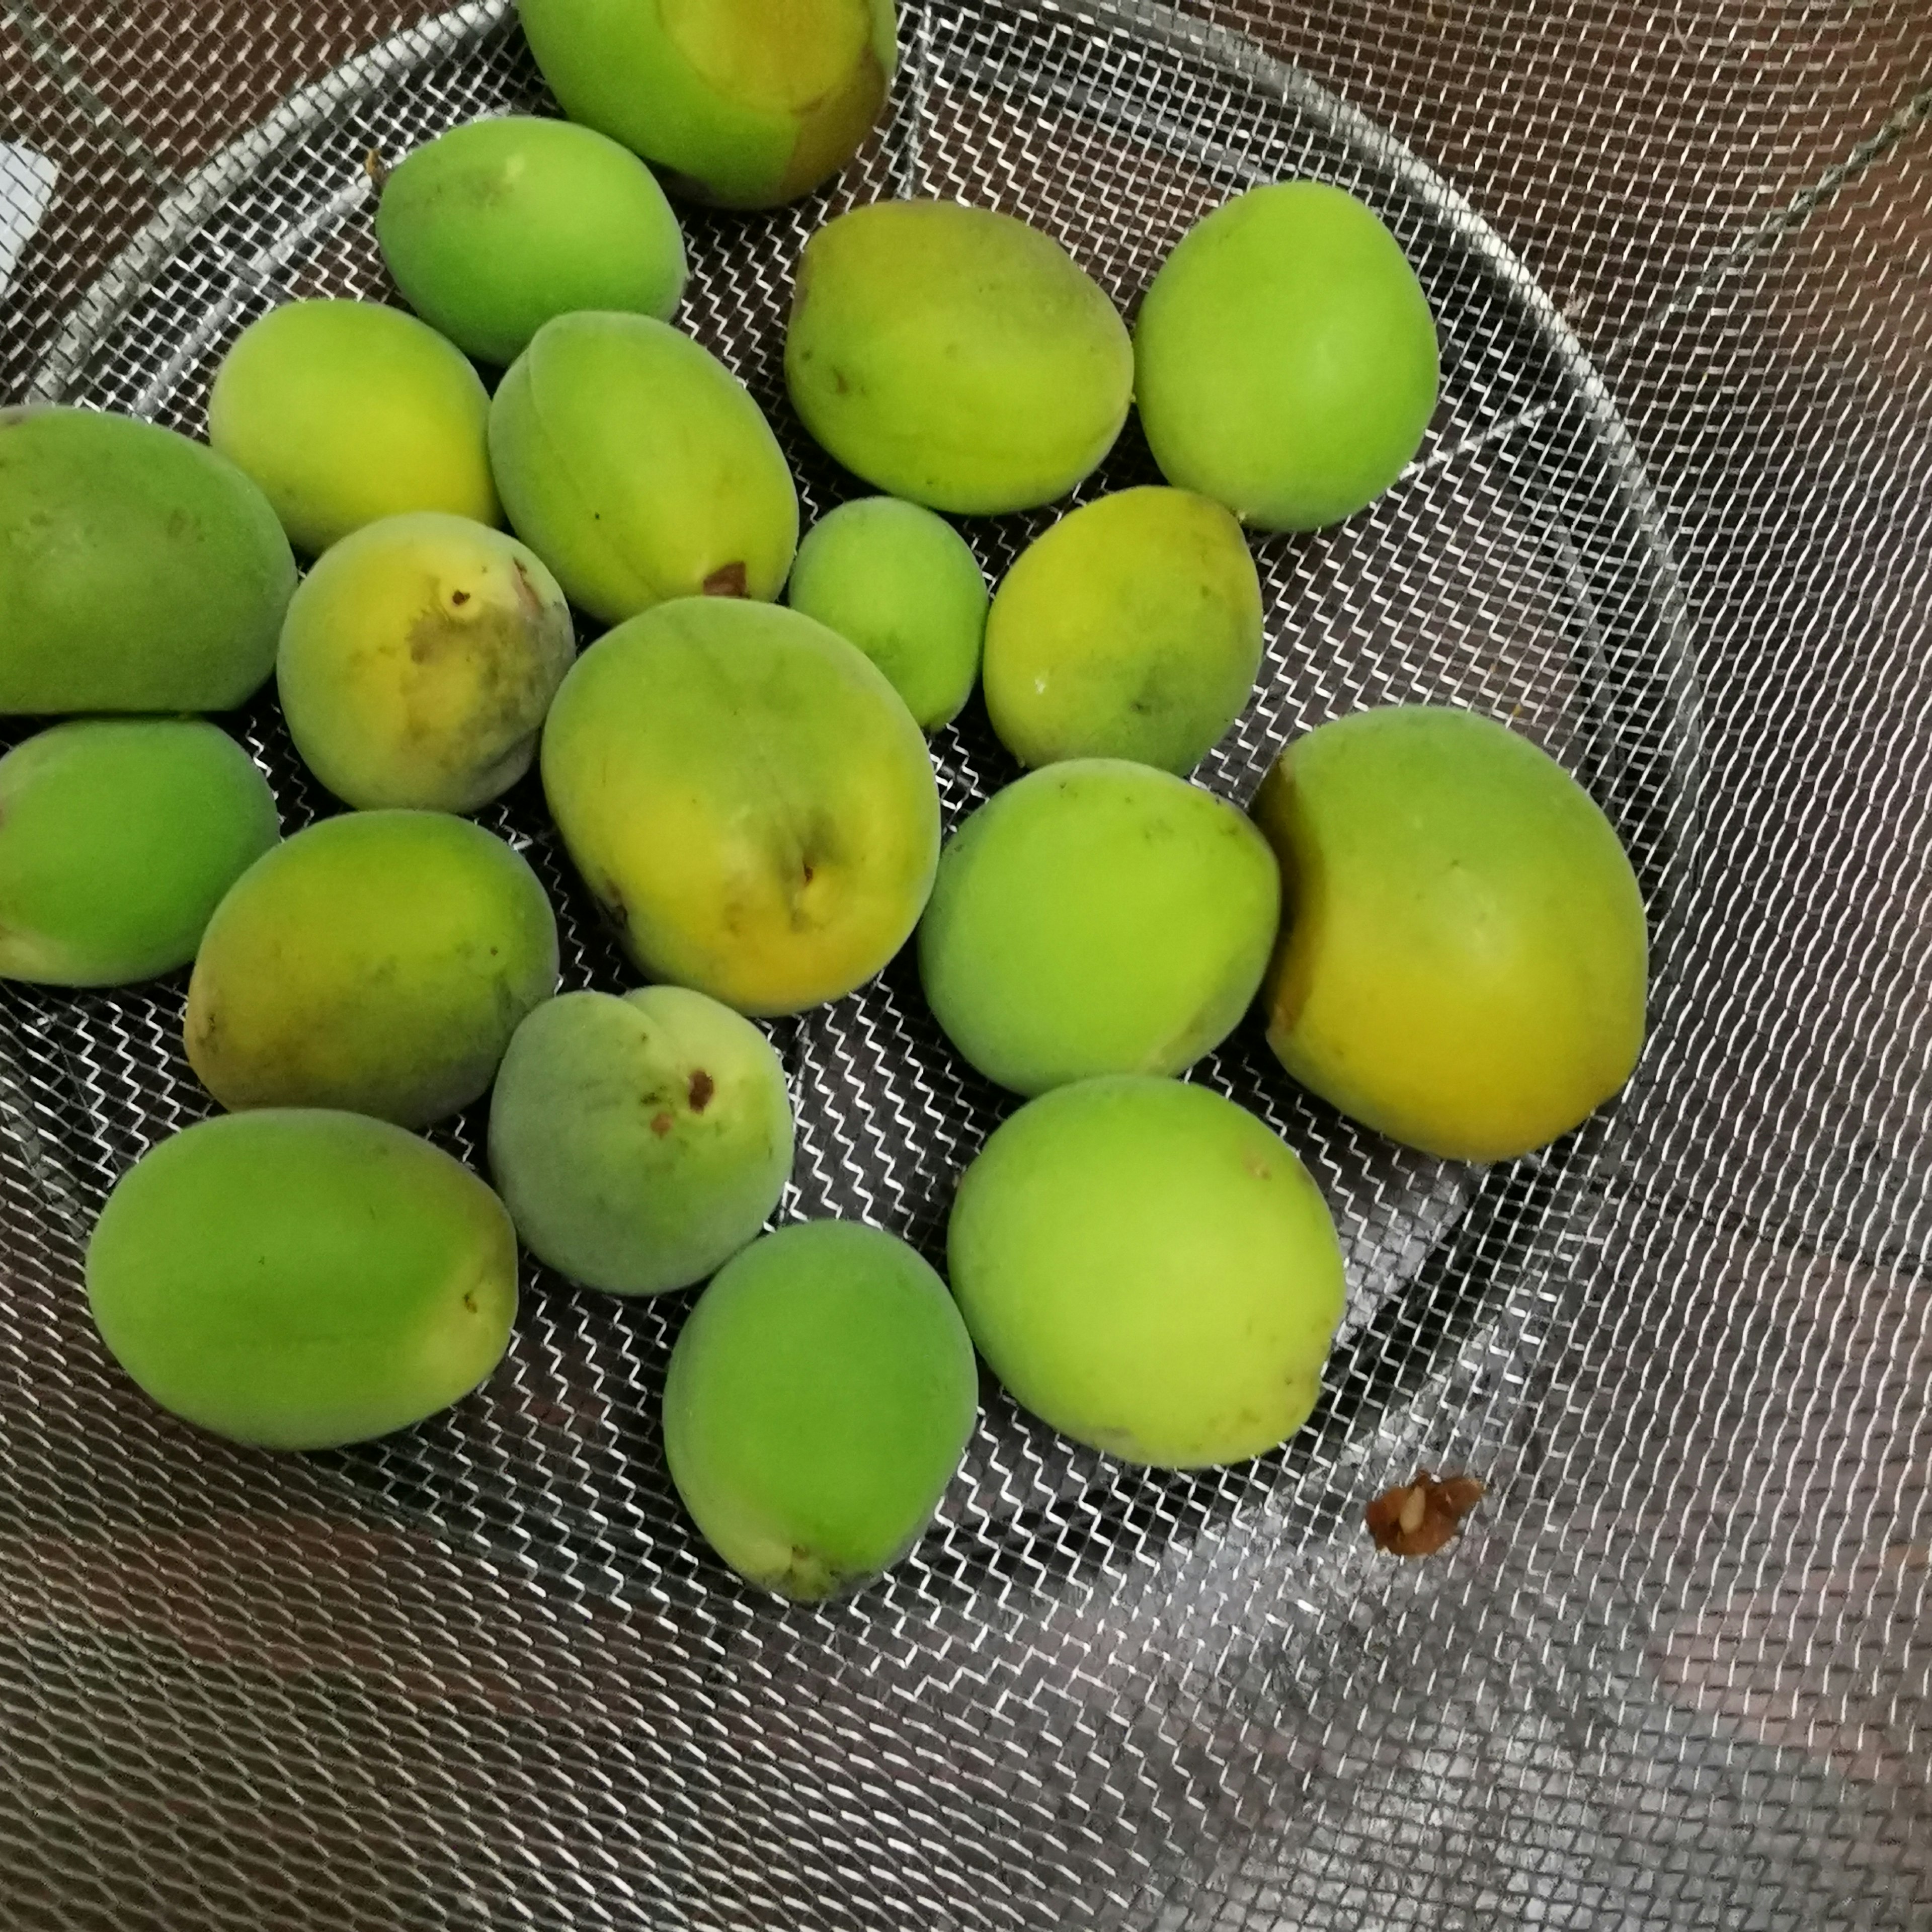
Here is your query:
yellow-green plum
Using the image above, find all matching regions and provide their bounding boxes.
[209,299,500,555]
[948,1075,1344,1468]
[518,0,895,209]
[376,116,687,365]
[489,310,798,625]
[785,497,987,731]
[983,487,1262,774]
[1253,705,1648,1161]
[186,810,558,1128]
[0,406,294,712]
[0,720,278,986]
[1135,182,1438,531]
[918,760,1278,1095]
[489,986,794,1296]
[663,1219,977,1599]
[542,597,938,1015]
[786,200,1134,515]
[277,512,576,813]
[87,1109,517,1451]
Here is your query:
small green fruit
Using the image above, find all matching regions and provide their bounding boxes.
[185,810,559,1128]
[786,200,1134,515]
[209,299,500,555]
[663,1219,978,1599]
[277,511,576,814]
[0,406,294,713]
[1135,182,1438,531]
[376,115,688,365]
[948,1075,1345,1468]
[87,1109,517,1451]
[489,986,794,1296]
[1253,704,1648,1161]
[541,597,939,1016]
[518,0,896,209]
[918,759,1279,1095]
[489,310,798,626]
[785,497,987,731]
[0,720,278,986]
[983,487,1263,774]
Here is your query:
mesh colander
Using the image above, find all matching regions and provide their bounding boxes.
[2,3,1927,1926]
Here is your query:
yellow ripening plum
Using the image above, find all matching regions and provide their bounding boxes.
[982,487,1263,774]
[786,200,1133,515]
[1252,704,1648,1161]
[949,1075,1345,1469]
[277,512,576,814]
[87,1109,517,1451]
[0,406,293,713]
[185,810,559,1128]
[518,0,896,209]
[209,299,500,555]
[541,597,938,1016]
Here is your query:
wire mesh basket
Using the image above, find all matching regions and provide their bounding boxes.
[2,3,1927,1926]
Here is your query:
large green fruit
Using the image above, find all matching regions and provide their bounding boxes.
[277,511,576,814]
[209,299,500,556]
[518,0,895,209]
[1135,182,1438,531]
[948,1075,1344,1468]
[0,721,278,986]
[918,760,1279,1095]
[489,986,794,1296]
[786,200,1134,515]
[87,1109,517,1450]
[663,1219,978,1599]
[489,310,798,626]
[983,487,1263,774]
[376,116,687,365]
[1252,704,1648,1161]
[785,496,988,731]
[0,407,294,712]
[541,597,939,1015]
[185,810,558,1128]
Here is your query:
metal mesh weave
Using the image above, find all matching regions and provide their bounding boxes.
[2,2,1927,1926]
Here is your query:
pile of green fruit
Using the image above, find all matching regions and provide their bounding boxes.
[0,0,1648,1602]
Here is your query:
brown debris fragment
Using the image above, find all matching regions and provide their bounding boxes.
[1365,1470,1486,1558]
[703,561,749,598]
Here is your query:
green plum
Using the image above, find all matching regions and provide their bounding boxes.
[948,1075,1345,1468]
[785,497,988,731]
[277,511,576,814]
[518,0,895,209]
[786,200,1134,515]
[918,759,1279,1095]
[489,986,794,1296]
[1253,704,1648,1161]
[489,310,798,625]
[377,115,687,365]
[1135,182,1438,530]
[0,720,278,986]
[87,1109,517,1451]
[541,597,939,1016]
[209,299,500,555]
[0,406,294,713]
[983,487,1263,773]
[186,810,558,1128]
[663,1219,978,1599]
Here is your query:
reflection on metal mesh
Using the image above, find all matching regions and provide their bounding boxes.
[2,2,1927,1925]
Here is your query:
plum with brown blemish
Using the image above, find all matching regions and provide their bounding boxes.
[489,986,794,1298]
[277,511,576,814]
